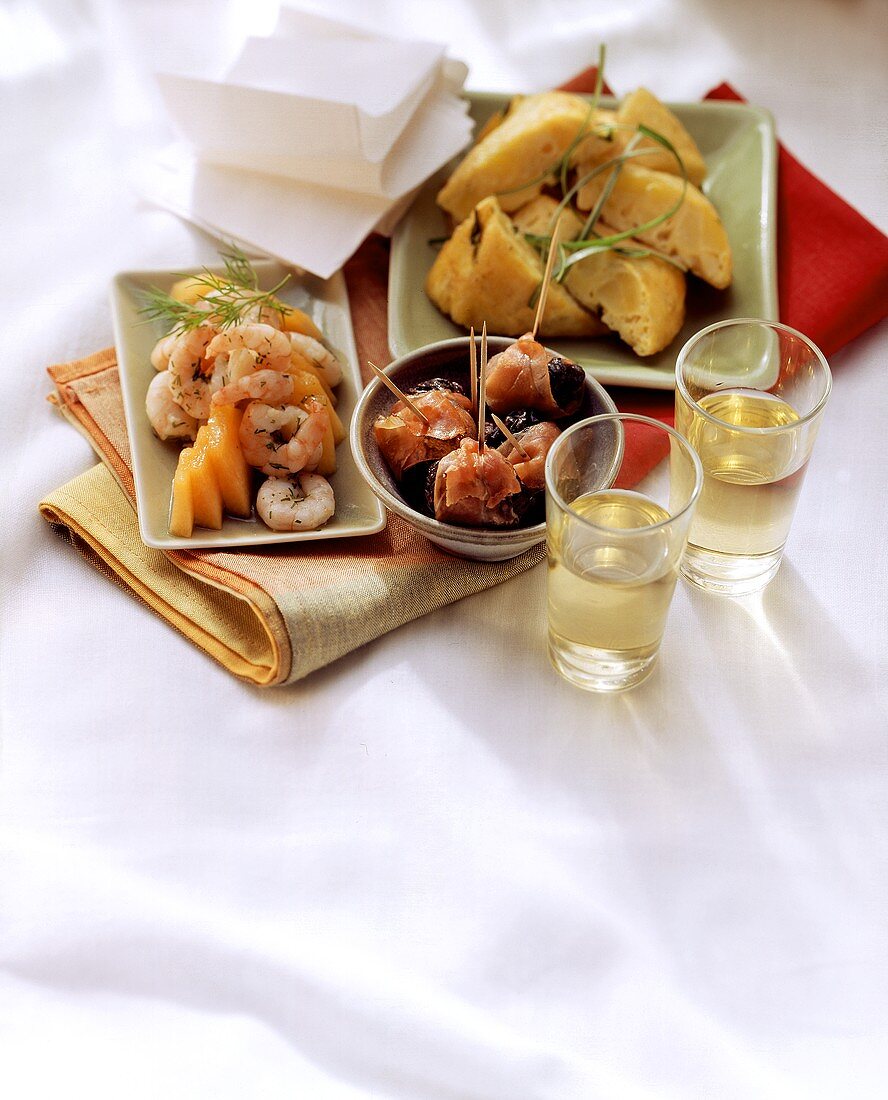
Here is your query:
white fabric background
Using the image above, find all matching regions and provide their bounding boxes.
[1,1,886,1096]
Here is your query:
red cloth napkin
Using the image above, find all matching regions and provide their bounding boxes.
[707,82,888,358]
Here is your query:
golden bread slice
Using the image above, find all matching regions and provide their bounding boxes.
[512,196,686,356]
[510,194,584,240]
[564,232,686,357]
[614,88,707,186]
[437,92,614,222]
[425,196,606,338]
[576,163,732,288]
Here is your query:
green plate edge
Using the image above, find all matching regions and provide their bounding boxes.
[389,93,778,391]
[113,261,386,550]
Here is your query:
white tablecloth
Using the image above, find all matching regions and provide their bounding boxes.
[2,2,886,1096]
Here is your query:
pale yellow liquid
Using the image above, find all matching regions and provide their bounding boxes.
[548,490,677,655]
[675,390,805,558]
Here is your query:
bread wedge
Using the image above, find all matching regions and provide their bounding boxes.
[613,88,707,186]
[576,163,732,288]
[510,194,585,240]
[437,92,614,222]
[426,196,606,338]
[512,195,686,356]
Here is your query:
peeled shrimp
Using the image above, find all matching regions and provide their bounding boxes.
[167,325,219,420]
[206,323,292,373]
[145,371,198,441]
[150,332,177,372]
[239,396,329,476]
[256,473,335,531]
[211,370,295,407]
[288,332,343,386]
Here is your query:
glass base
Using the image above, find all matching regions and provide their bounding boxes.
[548,633,658,693]
[680,543,783,596]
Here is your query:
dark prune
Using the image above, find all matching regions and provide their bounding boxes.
[485,408,544,447]
[516,488,546,527]
[547,356,585,412]
[504,408,544,435]
[424,460,440,516]
[399,460,436,515]
[484,419,505,447]
[411,377,467,397]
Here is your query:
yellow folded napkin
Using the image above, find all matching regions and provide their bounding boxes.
[40,347,544,686]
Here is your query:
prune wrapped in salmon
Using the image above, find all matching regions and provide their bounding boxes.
[433,438,524,527]
[373,388,476,481]
[485,333,585,418]
[484,407,548,448]
[499,421,561,492]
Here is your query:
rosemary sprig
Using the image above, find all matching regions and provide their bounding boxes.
[559,44,607,195]
[524,123,689,296]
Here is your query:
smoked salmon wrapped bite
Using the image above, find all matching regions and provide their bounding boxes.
[498,420,561,492]
[373,386,476,480]
[485,334,585,418]
[433,438,524,527]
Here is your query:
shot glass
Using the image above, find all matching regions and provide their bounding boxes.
[675,319,831,595]
[545,414,703,692]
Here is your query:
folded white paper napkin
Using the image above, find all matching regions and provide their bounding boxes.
[139,9,471,277]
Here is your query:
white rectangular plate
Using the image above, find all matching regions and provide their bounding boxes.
[389,94,778,390]
[113,260,386,549]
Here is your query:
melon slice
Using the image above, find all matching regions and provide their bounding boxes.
[189,426,224,530]
[287,372,337,475]
[289,350,338,407]
[169,447,195,538]
[289,369,345,446]
[206,405,252,518]
[279,305,323,340]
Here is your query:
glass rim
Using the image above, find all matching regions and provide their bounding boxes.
[675,317,832,433]
[544,412,704,535]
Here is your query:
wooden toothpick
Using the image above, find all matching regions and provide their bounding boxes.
[469,326,478,417]
[491,413,530,458]
[532,211,567,340]
[367,361,430,426]
[477,321,488,453]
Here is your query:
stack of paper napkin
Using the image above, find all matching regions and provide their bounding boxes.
[140,8,472,278]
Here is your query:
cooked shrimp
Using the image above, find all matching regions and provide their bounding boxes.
[145,371,198,441]
[256,473,335,531]
[167,325,218,420]
[288,332,343,386]
[211,370,295,407]
[239,396,329,476]
[206,323,292,373]
[150,333,177,372]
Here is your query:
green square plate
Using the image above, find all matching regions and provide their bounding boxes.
[113,261,386,549]
[389,93,778,390]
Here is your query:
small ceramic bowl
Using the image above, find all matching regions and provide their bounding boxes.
[350,336,618,561]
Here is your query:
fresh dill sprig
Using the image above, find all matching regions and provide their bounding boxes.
[137,287,209,334]
[137,247,291,335]
[219,240,260,290]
